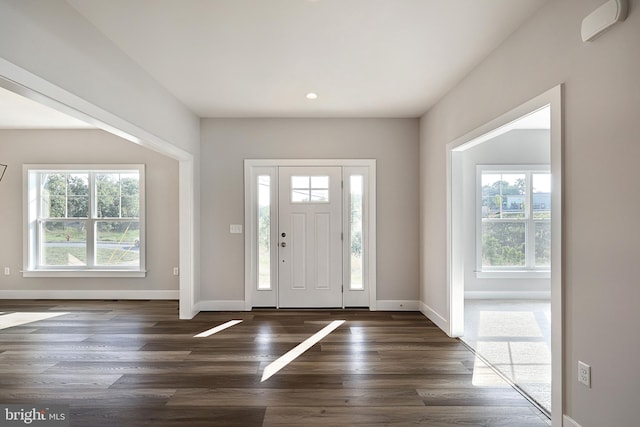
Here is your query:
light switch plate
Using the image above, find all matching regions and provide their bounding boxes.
[230,224,243,234]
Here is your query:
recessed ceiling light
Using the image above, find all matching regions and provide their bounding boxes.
[305,92,318,100]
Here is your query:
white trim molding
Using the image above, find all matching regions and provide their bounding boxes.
[376,300,420,311]
[198,300,247,311]
[465,291,551,300]
[0,290,178,300]
[419,301,449,332]
[563,415,582,427]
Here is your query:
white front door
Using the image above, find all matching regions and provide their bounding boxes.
[278,167,343,308]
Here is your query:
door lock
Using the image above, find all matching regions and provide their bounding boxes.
[280,242,287,247]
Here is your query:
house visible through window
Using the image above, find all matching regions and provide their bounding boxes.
[478,166,550,273]
[24,165,145,277]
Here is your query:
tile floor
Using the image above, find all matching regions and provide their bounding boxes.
[461,299,551,415]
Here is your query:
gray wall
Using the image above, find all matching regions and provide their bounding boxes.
[0,130,179,295]
[462,129,550,295]
[420,0,640,425]
[201,118,420,304]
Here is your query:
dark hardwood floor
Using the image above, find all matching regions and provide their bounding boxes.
[0,300,551,426]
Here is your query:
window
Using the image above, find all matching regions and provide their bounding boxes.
[257,175,271,290]
[24,165,145,277]
[291,175,329,203]
[478,166,550,274]
[349,175,364,290]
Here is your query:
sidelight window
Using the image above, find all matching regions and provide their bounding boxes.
[257,175,271,290]
[349,175,364,290]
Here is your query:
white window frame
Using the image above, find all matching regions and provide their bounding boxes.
[476,164,550,279]
[23,164,146,278]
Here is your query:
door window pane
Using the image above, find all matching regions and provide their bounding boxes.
[311,176,329,188]
[291,176,309,189]
[291,189,310,202]
[310,189,329,202]
[291,175,330,203]
[41,221,87,266]
[350,175,364,290]
[257,175,271,290]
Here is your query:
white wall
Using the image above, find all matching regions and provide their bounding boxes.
[201,118,420,305]
[420,0,640,425]
[462,129,550,296]
[0,130,179,297]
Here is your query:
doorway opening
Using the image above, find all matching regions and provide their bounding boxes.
[447,86,562,423]
[0,67,196,320]
[244,159,376,310]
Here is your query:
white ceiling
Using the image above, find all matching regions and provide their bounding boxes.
[65,0,548,118]
[0,86,94,129]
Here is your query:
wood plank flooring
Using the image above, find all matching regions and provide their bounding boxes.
[0,300,551,426]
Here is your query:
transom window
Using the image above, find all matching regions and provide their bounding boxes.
[290,175,330,203]
[478,166,550,272]
[24,165,145,277]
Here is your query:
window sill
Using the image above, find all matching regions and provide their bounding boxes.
[476,270,550,279]
[22,270,147,278]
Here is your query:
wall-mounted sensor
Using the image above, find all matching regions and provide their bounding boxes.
[581,0,628,42]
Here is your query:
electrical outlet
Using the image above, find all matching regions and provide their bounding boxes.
[3,267,9,276]
[578,361,591,388]
[173,267,179,276]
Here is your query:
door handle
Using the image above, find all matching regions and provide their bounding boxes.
[280,242,287,248]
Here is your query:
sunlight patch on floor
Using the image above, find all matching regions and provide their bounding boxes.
[0,312,69,330]
[261,320,345,382]
[194,319,243,337]
[471,355,510,387]
[478,311,542,338]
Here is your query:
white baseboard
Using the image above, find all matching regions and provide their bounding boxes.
[419,301,449,333]
[198,300,247,311]
[563,415,582,427]
[375,300,419,311]
[0,290,179,300]
[465,291,551,300]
